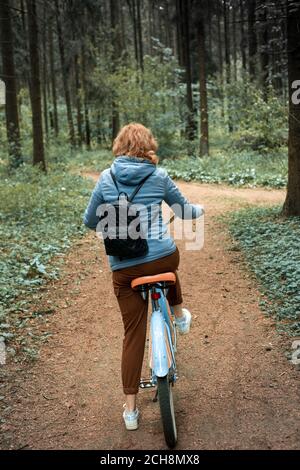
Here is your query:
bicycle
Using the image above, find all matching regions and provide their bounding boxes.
[131,272,178,449]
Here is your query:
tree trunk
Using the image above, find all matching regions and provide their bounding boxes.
[283,1,300,216]
[120,3,127,54]
[223,0,231,83]
[20,0,26,30]
[54,0,76,147]
[198,20,209,157]
[110,0,121,140]
[147,0,153,55]
[257,0,269,97]
[217,6,223,76]
[240,0,247,70]
[223,0,233,132]
[176,0,185,67]
[217,5,225,118]
[26,0,46,170]
[42,8,49,141]
[136,0,144,71]
[248,0,257,78]
[81,45,91,149]
[207,1,213,59]
[163,0,171,49]
[130,0,139,66]
[0,0,22,168]
[74,52,84,146]
[48,26,59,136]
[181,0,196,140]
[232,5,238,81]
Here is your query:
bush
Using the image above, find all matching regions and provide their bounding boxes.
[224,77,288,152]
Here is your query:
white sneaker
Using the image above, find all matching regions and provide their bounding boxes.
[123,404,140,431]
[175,308,192,335]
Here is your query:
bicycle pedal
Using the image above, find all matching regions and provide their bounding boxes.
[139,379,156,389]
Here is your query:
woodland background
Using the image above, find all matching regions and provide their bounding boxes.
[0,0,300,358]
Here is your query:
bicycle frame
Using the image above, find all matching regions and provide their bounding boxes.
[149,285,177,385]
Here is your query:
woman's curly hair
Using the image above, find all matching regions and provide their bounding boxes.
[112,123,159,164]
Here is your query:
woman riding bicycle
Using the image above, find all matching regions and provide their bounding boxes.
[83,123,203,431]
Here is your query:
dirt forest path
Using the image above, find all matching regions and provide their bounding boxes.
[1,176,299,450]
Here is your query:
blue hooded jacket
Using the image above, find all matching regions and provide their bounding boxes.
[83,156,203,271]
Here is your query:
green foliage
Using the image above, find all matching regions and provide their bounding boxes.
[228,207,300,336]
[0,123,113,173]
[47,141,113,173]
[163,148,287,188]
[92,51,188,158]
[211,75,288,152]
[0,164,93,354]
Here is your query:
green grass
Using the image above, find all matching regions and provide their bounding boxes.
[56,142,287,190]
[227,207,300,336]
[162,148,287,188]
[48,141,113,173]
[0,163,94,357]
[15,131,286,191]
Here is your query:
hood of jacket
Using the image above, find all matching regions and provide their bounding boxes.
[111,156,156,186]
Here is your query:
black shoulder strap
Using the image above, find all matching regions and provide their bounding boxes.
[110,169,119,192]
[110,169,153,203]
[128,172,153,202]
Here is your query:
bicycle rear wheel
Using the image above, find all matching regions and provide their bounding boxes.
[157,375,177,448]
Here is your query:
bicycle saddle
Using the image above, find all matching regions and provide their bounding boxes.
[131,272,176,290]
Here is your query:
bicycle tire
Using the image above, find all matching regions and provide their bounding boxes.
[157,375,177,449]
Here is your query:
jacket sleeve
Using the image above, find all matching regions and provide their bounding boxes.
[83,175,104,230]
[163,173,204,220]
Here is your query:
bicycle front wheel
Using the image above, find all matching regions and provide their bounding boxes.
[157,375,177,448]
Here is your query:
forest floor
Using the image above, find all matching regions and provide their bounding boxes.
[0,175,299,450]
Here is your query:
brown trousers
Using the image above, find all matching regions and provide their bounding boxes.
[112,248,183,394]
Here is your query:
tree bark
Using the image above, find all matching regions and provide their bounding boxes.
[136,0,144,71]
[181,0,196,140]
[223,0,233,132]
[48,26,59,136]
[110,0,121,140]
[257,0,269,97]
[42,8,49,140]
[128,0,139,66]
[0,0,22,167]
[198,20,209,157]
[207,1,213,59]
[81,45,91,149]
[54,0,76,147]
[248,0,257,78]
[232,4,238,81]
[147,0,153,55]
[26,0,46,171]
[74,52,84,146]
[240,0,247,70]
[217,4,225,118]
[223,0,231,83]
[163,0,171,49]
[283,1,300,216]
[175,0,185,67]
[217,4,223,76]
